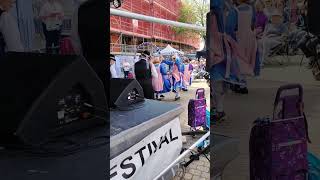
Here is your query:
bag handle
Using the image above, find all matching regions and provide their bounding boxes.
[272,101,311,143]
[272,84,311,143]
[196,88,205,99]
[273,84,303,120]
[274,84,303,107]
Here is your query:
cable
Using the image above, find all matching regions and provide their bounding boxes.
[183,145,210,167]
[176,161,187,179]
[202,152,211,162]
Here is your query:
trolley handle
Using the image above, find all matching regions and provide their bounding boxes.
[196,88,205,99]
[274,84,303,106]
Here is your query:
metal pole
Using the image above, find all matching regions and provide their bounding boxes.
[110,8,206,32]
[153,131,210,180]
[210,0,214,9]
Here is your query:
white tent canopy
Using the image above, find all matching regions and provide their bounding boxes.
[159,45,184,56]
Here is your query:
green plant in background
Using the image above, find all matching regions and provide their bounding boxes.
[172,0,197,35]
[173,0,209,40]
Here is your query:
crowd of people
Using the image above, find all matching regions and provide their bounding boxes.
[257,0,308,66]
[209,0,308,122]
[109,50,205,101]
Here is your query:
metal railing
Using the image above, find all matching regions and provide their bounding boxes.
[110,43,168,54]
[110,43,137,54]
[153,131,210,180]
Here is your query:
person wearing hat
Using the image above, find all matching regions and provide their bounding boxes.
[110,54,118,79]
[134,50,158,99]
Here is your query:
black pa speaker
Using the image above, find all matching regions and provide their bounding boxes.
[109,78,144,109]
[0,52,107,146]
[308,0,320,35]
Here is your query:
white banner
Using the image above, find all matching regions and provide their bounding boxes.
[110,118,182,180]
[115,55,139,78]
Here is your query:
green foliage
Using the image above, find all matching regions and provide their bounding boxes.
[172,1,196,34]
[173,0,209,38]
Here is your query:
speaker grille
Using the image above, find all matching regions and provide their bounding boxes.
[109,78,144,108]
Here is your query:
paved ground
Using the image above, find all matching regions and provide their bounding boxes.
[168,56,320,180]
[213,59,320,180]
[159,80,211,180]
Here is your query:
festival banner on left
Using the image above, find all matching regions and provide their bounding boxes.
[110,117,183,180]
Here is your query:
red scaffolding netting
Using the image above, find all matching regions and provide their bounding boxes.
[110,0,200,49]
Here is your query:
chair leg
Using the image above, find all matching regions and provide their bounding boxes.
[300,55,305,67]
[286,44,291,65]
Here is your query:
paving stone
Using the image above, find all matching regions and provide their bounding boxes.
[201,172,210,179]
[196,165,206,171]
[213,64,320,179]
[192,175,201,180]
[194,160,204,166]
[197,165,209,173]
[189,169,201,176]
[168,82,210,180]
[184,173,193,179]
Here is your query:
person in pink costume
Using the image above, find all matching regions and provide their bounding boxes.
[152,56,164,100]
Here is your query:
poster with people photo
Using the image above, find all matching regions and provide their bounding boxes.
[0,0,86,55]
[115,55,139,79]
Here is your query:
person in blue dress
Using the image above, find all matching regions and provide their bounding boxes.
[209,0,228,121]
[171,54,183,100]
[158,54,182,100]
[159,55,173,98]
[210,0,256,121]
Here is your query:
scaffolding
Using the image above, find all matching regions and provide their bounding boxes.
[110,0,201,54]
